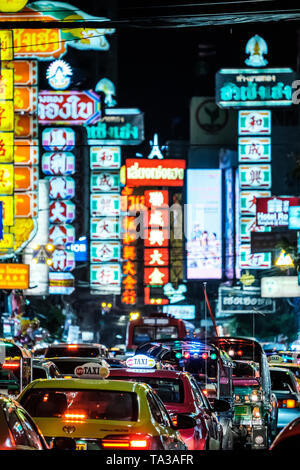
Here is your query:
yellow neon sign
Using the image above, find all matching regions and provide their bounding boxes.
[0,132,14,163]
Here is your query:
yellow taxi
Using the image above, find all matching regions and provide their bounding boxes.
[17,372,191,450]
[268,354,300,385]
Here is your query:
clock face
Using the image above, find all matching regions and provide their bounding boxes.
[0,0,28,12]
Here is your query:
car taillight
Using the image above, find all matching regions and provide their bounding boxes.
[277,399,296,408]
[63,412,87,423]
[102,435,150,450]
[202,389,208,396]
[171,416,178,427]
[67,345,78,350]
[2,362,20,370]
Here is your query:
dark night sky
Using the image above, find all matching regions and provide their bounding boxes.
[44,1,300,145]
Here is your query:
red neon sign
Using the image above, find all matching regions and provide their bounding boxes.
[126,159,185,187]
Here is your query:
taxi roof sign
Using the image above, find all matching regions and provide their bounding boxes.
[126,354,156,369]
[74,361,110,379]
[268,354,283,363]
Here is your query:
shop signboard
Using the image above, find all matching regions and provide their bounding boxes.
[42,127,75,151]
[10,60,38,86]
[126,159,185,187]
[239,245,271,269]
[86,109,144,145]
[14,139,39,165]
[240,190,271,216]
[49,272,75,295]
[90,171,120,192]
[49,224,75,245]
[0,132,14,163]
[239,164,271,189]
[49,249,75,272]
[240,217,271,243]
[0,264,29,289]
[90,241,121,263]
[90,263,121,288]
[289,206,300,229]
[47,176,75,199]
[238,110,271,135]
[216,68,295,108]
[42,152,75,175]
[256,196,300,227]
[90,217,120,240]
[90,146,121,169]
[49,200,75,224]
[238,137,271,162]
[261,276,300,297]
[90,194,120,217]
[38,90,102,125]
[217,286,276,315]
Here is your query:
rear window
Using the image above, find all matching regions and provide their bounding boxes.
[270,370,297,392]
[45,347,100,358]
[0,342,22,359]
[111,376,184,403]
[133,326,179,345]
[20,389,138,422]
[50,360,88,375]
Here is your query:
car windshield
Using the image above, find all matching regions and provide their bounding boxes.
[45,347,100,358]
[232,361,260,378]
[270,370,297,392]
[49,359,101,375]
[20,389,138,421]
[133,326,179,345]
[112,376,184,403]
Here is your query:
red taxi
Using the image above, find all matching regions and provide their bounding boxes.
[109,354,228,450]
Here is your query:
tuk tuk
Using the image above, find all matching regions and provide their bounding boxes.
[0,338,32,398]
[135,339,236,449]
[210,336,278,449]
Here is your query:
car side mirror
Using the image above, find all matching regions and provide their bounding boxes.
[174,414,197,430]
[52,437,76,451]
[211,398,231,412]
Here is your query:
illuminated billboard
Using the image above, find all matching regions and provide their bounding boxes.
[126,159,185,187]
[186,169,222,279]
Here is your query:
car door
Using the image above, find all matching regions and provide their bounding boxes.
[190,377,222,448]
[147,391,186,450]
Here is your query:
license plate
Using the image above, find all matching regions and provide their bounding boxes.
[76,443,87,451]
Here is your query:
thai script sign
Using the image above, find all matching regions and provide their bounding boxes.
[38,90,102,125]
[86,109,144,145]
[126,159,186,187]
[216,68,295,108]
[217,286,275,315]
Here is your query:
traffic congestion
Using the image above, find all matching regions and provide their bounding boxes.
[0,311,300,451]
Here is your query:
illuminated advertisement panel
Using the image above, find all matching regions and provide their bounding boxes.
[256,196,300,227]
[38,90,101,125]
[187,170,222,279]
[0,132,14,163]
[126,159,185,187]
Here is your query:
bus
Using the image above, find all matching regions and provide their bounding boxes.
[126,312,187,352]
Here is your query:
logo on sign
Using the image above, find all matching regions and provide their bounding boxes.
[74,361,109,379]
[126,354,156,369]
